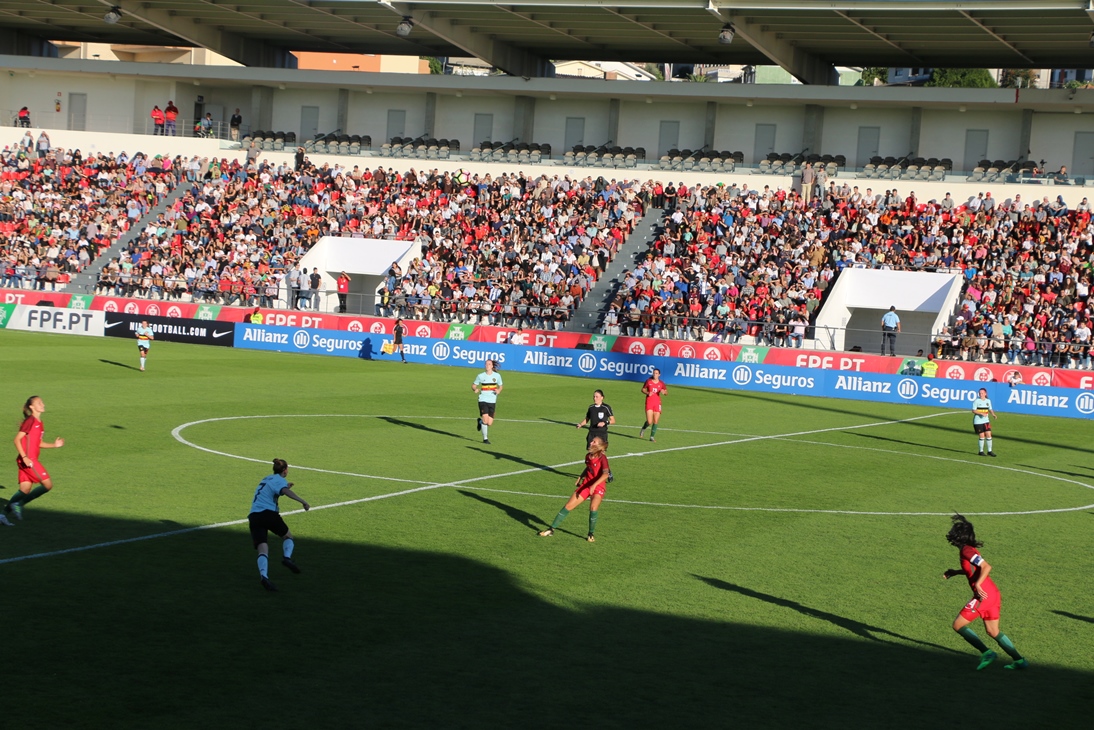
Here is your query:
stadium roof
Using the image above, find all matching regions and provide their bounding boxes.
[3,0,1094,83]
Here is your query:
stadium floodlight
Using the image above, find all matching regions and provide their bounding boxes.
[718,24,735,45]
[396,17,414,37]
[103,6,122,24]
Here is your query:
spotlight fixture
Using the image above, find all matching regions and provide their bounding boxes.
[396,17,414,37]
[103,6,122,24]
[718,24,735,45]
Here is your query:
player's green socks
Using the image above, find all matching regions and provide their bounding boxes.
[651,424,659,438]
[641,420,649,430]
[22,485,49,504]
[550,507,570,529]
[588,510,599,535]
[978,437,985,453]
[7,491,29,509]
[956,626,990,652]
[986,437,993,453]
[257,554,269,578]
[283,538,295,559]
[994,633,1022,660]
[481,424,489,440]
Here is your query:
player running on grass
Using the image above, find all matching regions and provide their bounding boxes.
[943,513,1028,670]
[249,458,310,591]
[3,395,64,525]
[538,436,610,542]
[136,319,154,372]
[638,368,667,442]
[972,387,997,457]
[472,359,503,445]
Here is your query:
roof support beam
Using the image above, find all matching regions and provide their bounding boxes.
[86,0,296,67]
[379,1,554,77]
[958,11,1035,65]
[707,5,838,85]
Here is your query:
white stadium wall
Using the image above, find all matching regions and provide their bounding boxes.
[815,270,964,356]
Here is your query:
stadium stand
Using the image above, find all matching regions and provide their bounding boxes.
[1,136,186,292]
[95,157,643,328]
[607,180,1094,366]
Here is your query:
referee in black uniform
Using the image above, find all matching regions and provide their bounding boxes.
[577,389,615,445]
[392,317,407,363]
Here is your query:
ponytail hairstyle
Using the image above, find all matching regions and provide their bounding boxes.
[946,513,983,548]
[272,458,289,475]
[23,395,40,419]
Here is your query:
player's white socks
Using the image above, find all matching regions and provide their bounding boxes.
[481,424,488,440]
[283,538,295,558]
[257,554,269,578]
[140,357,146,369]
[978,437,985,453]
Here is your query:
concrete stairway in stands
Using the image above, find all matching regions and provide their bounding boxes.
[565,206,661,334]
[66,183,191,294]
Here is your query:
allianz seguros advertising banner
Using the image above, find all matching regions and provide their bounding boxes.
[233,323,1094,420]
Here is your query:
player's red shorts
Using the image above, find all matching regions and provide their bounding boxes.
[16,458,49,485]
[645,398,662,413]
[573,481,606,501]
[959,590,1001,622]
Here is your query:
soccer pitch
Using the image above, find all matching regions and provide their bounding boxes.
[2,329,1092,728]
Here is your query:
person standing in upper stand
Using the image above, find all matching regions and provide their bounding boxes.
[150,105,165,135]
[230,108,243,142]
[164,101,179,136]
[801,161,815,203]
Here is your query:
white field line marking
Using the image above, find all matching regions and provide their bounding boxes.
[0,409,1072,566]
[457,486,1094,518]
[171,415,438,486]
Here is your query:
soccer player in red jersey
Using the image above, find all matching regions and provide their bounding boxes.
[3,395,64,525]
[538,436,610,542]
[943,514,1028,670]
[638,367,667,441]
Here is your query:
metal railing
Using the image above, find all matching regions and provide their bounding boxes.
[6,108,250,142]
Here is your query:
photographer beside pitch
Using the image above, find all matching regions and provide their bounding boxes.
[249,458,310,592]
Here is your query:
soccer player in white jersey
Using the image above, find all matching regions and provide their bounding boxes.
[135,320,154,371]
[248,458,310,591]
[972,387,997,457]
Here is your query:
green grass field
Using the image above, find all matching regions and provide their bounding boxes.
[2,328,1093,729]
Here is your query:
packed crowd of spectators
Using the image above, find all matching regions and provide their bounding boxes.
[1,131,185,291]
[606,179,1094,367]
[8,128,1094,367]
[98,154,642,328]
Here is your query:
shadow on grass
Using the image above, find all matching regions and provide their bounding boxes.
[99,358,141,371]
[849,431,969,455]
[1017,464,1094,480]
[0,510,1090,728]
[379,416,471,441]
[687,387,1094,455]
[693,575,964,655]
[1051,610,1094,625]
[458,489,547,531]
[538,417,643,441]
[464,446,574,478]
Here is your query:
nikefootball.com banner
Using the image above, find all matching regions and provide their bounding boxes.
[104,313,236,347]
